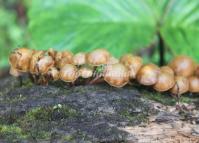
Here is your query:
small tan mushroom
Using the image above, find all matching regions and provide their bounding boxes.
[37,56,55,75]
[153,71,175,92]
[48,48,57,59]
[169,56,195,77]
[72,52,86,66]
[160,66,174,76]
[9,48,33,73]
[170,76,189,95]
[136,64,160,86]
[189,76,199,93]
[59,64,79,82]
[104,63,129,88]
[79,66,93,78]
[107,56,119,65]
[87,49,110,66]
[120,54,143,79]
[47,67,59,81]
[55,51,73,68]
[29,50,45,74]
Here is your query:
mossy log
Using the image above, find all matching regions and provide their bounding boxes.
[0,76,199,142]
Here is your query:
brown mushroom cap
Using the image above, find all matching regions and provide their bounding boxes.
[87,49,110,66]
[189,76,199,93]
[79,66,93,79]
[160,66,174,76]
[136,64,160,86]
[104,63,129,88]
[59,64,79,82]
[48,67,59,81]
[29,50,45,74]
[120,54,143,79]
[72,52,86,66]
[153,71,175,92]
[55,51,73,68]
[9,51,20,69]
[107,56,119,65]
[170,76,189,95]
[37,56,55,75]
[56,57,72,69]
[9,48,33,72]
[169,55,195,77]
[48,48,57,59]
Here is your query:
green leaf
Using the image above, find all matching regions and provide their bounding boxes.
[160,0,199,62]
[28,0,157,57]
[28,0,199,62]
[0,8,24,68]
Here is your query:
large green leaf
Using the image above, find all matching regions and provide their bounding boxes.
[28,0,157,57]
[160,0,199,61]
[28,0,199,61]
[0,7,24,68]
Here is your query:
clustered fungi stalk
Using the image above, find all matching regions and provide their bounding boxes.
[9,48,199,98]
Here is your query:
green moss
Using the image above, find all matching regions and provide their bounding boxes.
[62,135,74,142]
[9,94,26,104]
[144,92,176,106]
[0,124,27,142]
[23,105,78,121]
[62,131,89,142]
[120,110,147,123]
[143,91,194,106]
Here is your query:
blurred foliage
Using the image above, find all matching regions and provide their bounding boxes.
[0,0,27,68]
[28,0,199,63]
[0,0,199,68]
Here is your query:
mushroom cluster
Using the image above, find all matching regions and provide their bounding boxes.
[9,48,199,96]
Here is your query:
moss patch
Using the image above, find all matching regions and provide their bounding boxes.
[23,105,78,121]
[0,124,27,142]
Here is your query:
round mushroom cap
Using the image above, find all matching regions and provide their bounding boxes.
[137,64,160,86]
[120,54,143,79]
[29,50,45,74]
[160,66,174,76]
[170,76,189,95]
[9,51,20,69]
[56,57,72,69]
[107,56,119,65]
[59,64,79,82]
[153,71,175,92]
[79,66,93,78]
[55,51,73,68]
[48,67,59,81]
[37,56,54,74]
[72,52,86,65]
[62,51,73,60]
[104,63,129,88]
[189,76,199,93]
[48,48,57,59]
[169,56,195,77]
[87,49,110,66]
[9,48,33,72]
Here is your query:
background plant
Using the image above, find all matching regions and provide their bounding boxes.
[0,0,199,68]
[0,0,29,68]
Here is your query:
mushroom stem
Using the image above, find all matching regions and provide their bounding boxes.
[89,75,103,85]
[176,82,180,104]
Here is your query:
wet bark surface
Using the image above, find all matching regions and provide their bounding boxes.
[0,76,199,142]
